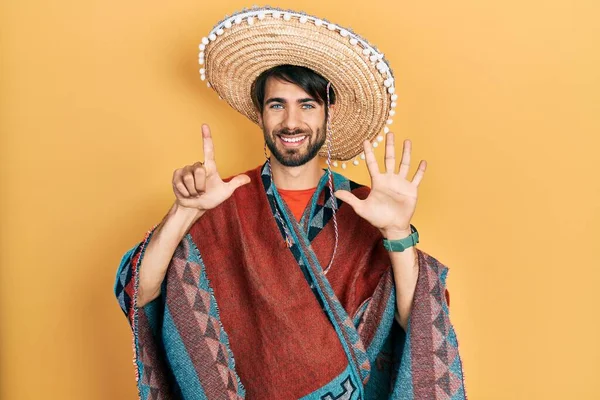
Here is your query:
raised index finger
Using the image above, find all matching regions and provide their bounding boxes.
[202,124,215,162]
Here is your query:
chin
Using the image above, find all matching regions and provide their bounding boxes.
[275,151,315,167]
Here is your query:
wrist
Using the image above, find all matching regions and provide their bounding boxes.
[171,202,204,226]
[381,226,412,240]
[382,224,419,252]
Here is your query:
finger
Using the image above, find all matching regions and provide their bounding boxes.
[182,167,199,196]
[202,124,215,163]
[334,190,362,213]
[363,140,380,177]
[411,160,427,186]
[174,183,190,198]
[384,132,396,173]
[193,162,206,193]
[226,174,251,192]
[173,169,190,197]
[398,139,412,178]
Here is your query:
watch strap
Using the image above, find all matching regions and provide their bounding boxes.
[383,224,419,252]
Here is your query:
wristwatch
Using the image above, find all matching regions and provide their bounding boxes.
[382,224,419,252]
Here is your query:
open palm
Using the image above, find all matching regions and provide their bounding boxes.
[334,132,426,237]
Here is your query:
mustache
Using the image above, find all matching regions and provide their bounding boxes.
[275,128,310,136]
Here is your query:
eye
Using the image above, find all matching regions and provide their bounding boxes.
[269,104,283,109]
[302,104,316,109]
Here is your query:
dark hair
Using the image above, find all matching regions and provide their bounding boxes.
[251,65,336,116]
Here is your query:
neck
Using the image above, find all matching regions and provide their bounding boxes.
[269,156,324,190]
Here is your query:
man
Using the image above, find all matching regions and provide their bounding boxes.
[115,7,466,400]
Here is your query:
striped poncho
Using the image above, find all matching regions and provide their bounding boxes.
[114,163,467,399]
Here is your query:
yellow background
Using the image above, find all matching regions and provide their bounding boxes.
[1,0,598,398]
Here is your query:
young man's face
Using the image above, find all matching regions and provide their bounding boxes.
[257,77,330,167]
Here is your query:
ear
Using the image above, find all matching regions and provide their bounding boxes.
[256,109,264,128]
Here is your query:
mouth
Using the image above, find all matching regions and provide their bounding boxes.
[278,135,308,148]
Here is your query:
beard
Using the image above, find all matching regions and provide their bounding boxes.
[263,122,327,167]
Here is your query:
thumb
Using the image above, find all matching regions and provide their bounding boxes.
[334,190,361,211]
[227,174,251,192]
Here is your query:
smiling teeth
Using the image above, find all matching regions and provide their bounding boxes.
[281,136,305,143]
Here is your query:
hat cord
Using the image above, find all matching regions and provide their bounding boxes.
[323,81,339,275]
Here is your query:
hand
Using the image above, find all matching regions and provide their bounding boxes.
[172,124,251,212]
[333,132,426,239]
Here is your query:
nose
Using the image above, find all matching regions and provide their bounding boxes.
[281,107,301,131]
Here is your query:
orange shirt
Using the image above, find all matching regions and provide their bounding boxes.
[278,187,318,221]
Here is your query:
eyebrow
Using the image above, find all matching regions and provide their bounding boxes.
[264,97,318,105]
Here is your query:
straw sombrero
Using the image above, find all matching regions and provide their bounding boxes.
[198,6,398,167]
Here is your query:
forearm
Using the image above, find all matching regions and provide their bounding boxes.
[137,202,204,307]
[390,247,418,330]
[384,229,419,331]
